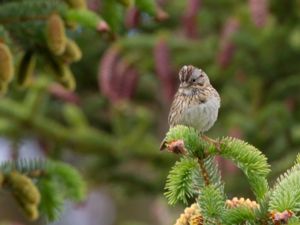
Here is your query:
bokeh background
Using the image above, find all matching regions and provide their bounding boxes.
[0,0,300,224]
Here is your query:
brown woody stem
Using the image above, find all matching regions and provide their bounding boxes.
[197,157,210,186]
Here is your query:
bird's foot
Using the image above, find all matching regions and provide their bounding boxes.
[201,135,222,152]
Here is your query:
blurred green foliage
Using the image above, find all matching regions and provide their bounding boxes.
[0,0,300,224]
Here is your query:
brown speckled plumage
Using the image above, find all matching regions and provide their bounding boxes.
[168,65,220,132]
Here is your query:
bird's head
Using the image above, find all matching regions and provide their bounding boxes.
[178,65,210,89]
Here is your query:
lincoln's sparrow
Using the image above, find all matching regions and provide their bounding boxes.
[161,65,220,150]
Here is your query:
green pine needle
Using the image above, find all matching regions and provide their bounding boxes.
[164,157,199,205]
[46,160,86,201]
[269,164,300,212]
[203,156,223,190]
[216,137,270,177]
[209,137,270,200]
[222,205,256,225]
[0,158,45,174]
[288,217,300,225]
[37,178,64,222]
[198,184,225,222]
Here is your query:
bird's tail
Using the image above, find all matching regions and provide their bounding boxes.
[159,138,167,151]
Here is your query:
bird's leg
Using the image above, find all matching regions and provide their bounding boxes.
[200,134,222,152]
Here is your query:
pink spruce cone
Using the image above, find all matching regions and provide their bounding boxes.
[115,58,139,100]
[154,38,177,102]
[217,18,240,68]
[120,65,139,99]
[98,46,121,102]
[249,0,268,27]
[125,7,141,29]
[182,0,202,39]
[99,47,139,103]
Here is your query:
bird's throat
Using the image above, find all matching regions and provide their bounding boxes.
[179,87,202,96]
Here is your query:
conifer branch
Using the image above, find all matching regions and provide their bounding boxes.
[197,157,210,186]
[269,164,300,212]
[164,157,199,205]
[0,15,50,25]
[164,125,300,224]
[198,184,225,224]
[208,136,270,200]
[222,205,256,225]
[0,158,86,221]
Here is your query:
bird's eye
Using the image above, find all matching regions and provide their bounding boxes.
[192,79,196,82]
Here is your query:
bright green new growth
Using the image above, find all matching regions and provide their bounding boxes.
[211,137,270,200]
[164,125,300,224]
[269,164,300,212]
[165,157,199,205]
[198,185,225,223]
[222,205,256,225]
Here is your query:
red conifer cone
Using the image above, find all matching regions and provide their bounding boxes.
[98,46,121,102]
[182,0,201,39]
[249,0,268,27]
[154,38,177,102]
[115,58,139,100]
[217,18,240,68]
[125,7,141,29]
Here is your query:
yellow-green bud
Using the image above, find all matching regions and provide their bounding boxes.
[60,65,76,91]
[46,14,67,55]
[23,203,39,221]
[60,39,82,63]
[17,51,36,88]
[0,42,14,82]
[6,171,41,205]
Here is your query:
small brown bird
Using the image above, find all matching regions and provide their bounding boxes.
[161,65,220,150]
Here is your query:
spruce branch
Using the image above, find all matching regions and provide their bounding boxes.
[0,0,67,24]
[269,164,300,212]
[197,157,210,186]
[164,157,199,205]
[287,217,300,225]
[0,159,86,221]
[208,136,270,200]
[209,137,270,177]
[222,205,256,225]
[196,156,223,193]
[65,9,109,30]
[198,184,225,224]
[37,178,64,222]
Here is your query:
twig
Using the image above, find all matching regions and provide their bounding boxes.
[197,157,210,186]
